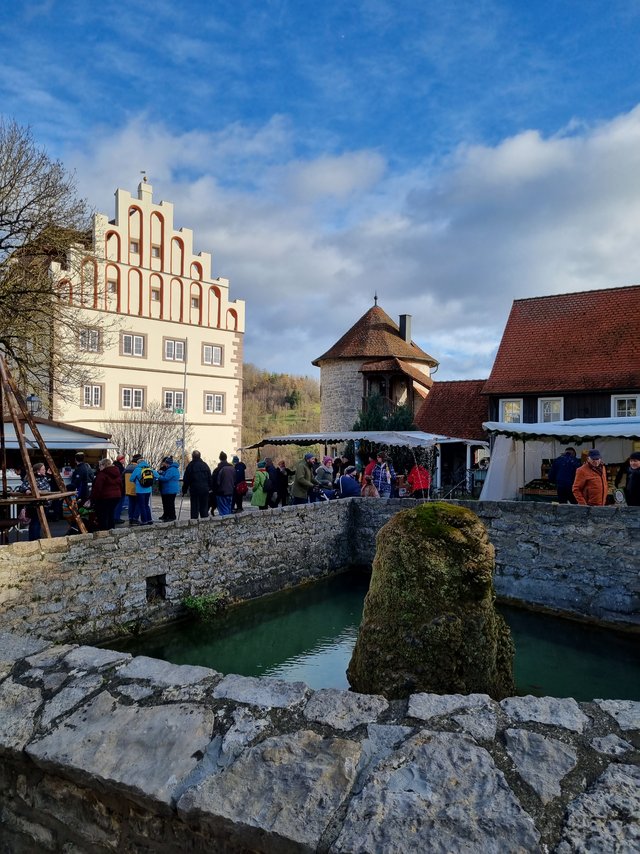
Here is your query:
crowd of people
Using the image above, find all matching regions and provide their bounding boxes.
[11,442,640,540]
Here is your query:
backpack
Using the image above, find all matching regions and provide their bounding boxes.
[140,467,155,488]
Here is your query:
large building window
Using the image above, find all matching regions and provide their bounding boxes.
[163,390,185,411]
[121,387,144,410]
[538,397,563,422]
[612,395,639,418]
[82,384,103,408]
[164,338,185,361]
[121,333,146,357]
[204,392,224,414]
[499,399,523,423]
[202,343,222,366]
[79,328,100,352]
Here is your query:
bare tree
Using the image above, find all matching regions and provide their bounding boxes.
[102,402,195,468]
[0,119,102,407]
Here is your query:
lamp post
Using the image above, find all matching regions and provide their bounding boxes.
[26,394,41,415]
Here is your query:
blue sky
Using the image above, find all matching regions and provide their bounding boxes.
[3,0,640,378]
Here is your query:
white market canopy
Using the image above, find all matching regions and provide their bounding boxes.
[480,417,640,501]
[1,418,116,451]
[243,430,487,451]
[483,416,640,442]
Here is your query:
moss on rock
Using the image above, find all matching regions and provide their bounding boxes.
[347,502,515,700]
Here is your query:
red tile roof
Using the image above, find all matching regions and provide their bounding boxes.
[483,285,640,394]
[359,357,434,389]
[313,305,438,366]
[416,380,488,440]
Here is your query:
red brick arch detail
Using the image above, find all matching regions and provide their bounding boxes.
[208,285,221,328]
[170,277,184,322]
[190,282,203,325]
[171,237,185,276]
[105,230,121,263]
[128,205,143,265]
[226,308,238,331]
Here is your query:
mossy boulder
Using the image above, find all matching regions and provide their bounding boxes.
[347,502,514,700]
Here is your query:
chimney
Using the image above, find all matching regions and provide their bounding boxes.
[399,314,412,343]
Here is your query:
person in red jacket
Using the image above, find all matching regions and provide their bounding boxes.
[90,458,124,530]
[407,464,431,498]
[572,449,608,506]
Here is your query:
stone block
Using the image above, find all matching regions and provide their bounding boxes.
[303,688,388,731]
[0,677,42,752]
[116,655,215,687]
[212,674,310,709]
[505,728,577,803]
[500,696,590,733]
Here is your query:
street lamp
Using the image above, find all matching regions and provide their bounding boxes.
[26,394,41,415]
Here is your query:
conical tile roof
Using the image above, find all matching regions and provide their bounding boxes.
[312,305,438,366]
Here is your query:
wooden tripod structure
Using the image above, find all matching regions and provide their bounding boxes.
[0,354,87,539]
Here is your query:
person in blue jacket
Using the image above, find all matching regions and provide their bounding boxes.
[337,466,362,497]
[129,458,160,525]
[158,456,180,521]
[547,447,581,504]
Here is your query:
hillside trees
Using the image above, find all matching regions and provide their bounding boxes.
[0,119,100,407]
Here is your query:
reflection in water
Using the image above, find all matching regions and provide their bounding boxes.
[110,570,640,700]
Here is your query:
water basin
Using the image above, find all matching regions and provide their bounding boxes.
[110,570,640,700]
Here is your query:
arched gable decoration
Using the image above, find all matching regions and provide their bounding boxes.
[81,259,98,308]
[208,285,221,329]
[170,277,184,323]
[150,211,165,268]
[171,237,184,277]
[190,261,203,280]
[190,282,203,326]
[128,205,143,265]
[105,230,121,263]
[226,308,238,331]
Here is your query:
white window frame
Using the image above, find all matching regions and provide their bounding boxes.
[499,398,523,423]
[151,244,161,258]
[122,333,145,357]
[202,344,222,366]
[82,384,102,408]
[204,393,224,414]
[611,395,639,418]
[164,338,185,361]
[538,397,564,423]
[151,288,161,302]
[79,328,100,352]
[163,390,185,411]
[191,295,200,309]
[121,387,144,410]
[129,240,139,254]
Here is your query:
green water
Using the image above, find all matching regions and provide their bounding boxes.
[111,571,640,700]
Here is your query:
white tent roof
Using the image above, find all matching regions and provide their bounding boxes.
[483,416,640,441]
[243,430,487,450]
[2,419,116,451]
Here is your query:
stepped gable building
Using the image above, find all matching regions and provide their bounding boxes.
[50,181,245,457]
[313,303,438,432]
[483,284,640,424]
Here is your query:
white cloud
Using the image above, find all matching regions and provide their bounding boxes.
[68,104,640,378]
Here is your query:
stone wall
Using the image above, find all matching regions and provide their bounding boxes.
[353,499,640,630]
[1,632,638,852]
[0,499,639,647]
[319,359,364,431]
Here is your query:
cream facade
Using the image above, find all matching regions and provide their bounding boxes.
[50,181,244,459]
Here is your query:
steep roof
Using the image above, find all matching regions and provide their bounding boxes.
[312,305,438,367]
[416,380,488,440]
[483,285,640,394]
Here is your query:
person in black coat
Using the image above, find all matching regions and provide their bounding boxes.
[231,455,247,513]
[547,448,581,504]
[624,452,640,506]
[182,450,212,519]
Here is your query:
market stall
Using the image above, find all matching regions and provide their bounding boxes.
[480,417,640,501]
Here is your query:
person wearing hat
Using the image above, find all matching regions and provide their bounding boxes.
[157,455,181,521]
[124,453,143,525]
[337,465,361,498]
[251,460,270,510]
[623,451,640,506]
[315,456,334,489]
[292,452,317,504]
[572,449,608,506]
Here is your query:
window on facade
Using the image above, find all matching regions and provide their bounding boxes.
[164,339,185,361]
[82,384,102,408]
[151,289,161,302]
[122,387,144,409]
[151,245,161,258]
[79,328,100,352]
[204,393,224,414]
[202,344,222,366]
[122,333,145,357]
[129,240,139,254]
[191,296,200,309]
[539,398,563,422]
[612,395,639,418]
[499,399,523,423]
[163,390,185,411]
[107,279,117,294]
